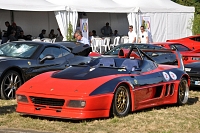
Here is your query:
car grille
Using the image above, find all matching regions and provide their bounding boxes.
[30,96,65,106]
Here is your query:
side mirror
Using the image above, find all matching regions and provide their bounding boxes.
[40,54,55,63]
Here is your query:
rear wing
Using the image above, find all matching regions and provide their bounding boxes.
[118,45,184,70]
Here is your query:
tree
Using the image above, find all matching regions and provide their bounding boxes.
[66,21,76,41]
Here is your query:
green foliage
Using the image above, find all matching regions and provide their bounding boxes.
[192,13,200,34]
[172,0,200,34]
[66,21,76,41]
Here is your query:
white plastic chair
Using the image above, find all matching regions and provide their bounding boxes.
[92,38,103,52]
[32,38,42,42]
[18,39,26,41]
[100,37,110,53]
[121,36,129,44]
[41,38,52,42]
[110,36,120,49]
[51,38,56,43]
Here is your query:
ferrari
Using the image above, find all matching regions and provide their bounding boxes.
[167,34,200,50]
[16,45,190,119]
[56,41,92,56]
[153,42,200,64]
[0,41,91,99]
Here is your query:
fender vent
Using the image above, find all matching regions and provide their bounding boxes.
[165,83,175,97]
[170,83,175,96]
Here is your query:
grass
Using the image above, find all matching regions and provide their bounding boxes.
[0,88,200,133]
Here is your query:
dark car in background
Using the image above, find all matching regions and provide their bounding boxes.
[56,41,92,56]
[185,62,200,87]
[0,41,91,99]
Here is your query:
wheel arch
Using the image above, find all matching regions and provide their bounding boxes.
[181,74,190,87]
[109,81,134,117]
[0,67,25,83]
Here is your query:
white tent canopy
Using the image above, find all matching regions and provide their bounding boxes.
[113,0,194,13]
[0,0,66,11]
[0,0,195,42]
[47,0,136,13]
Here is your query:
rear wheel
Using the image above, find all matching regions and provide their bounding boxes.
[0,70,22,100]
[177,78,189,105]
[112,85,131,117]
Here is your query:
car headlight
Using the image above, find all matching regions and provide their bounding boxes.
[67,100,86,108]
[185,68,191,72]
[16,94,28,103]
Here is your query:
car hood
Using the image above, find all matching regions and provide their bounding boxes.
[17,71,120,97]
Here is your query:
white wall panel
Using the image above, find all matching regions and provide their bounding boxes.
[14,11,59,37]
[82,13,129,36]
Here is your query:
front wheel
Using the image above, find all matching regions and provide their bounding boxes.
[0,70,22,100]
[177,78,189,106]
[112,85,131,117]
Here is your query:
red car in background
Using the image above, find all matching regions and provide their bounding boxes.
[167,35,200,50]
[153,42,200,64]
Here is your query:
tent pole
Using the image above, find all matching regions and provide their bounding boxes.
[137,9,141,43]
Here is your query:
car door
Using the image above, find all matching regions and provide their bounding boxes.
[131,60,165,109]
[28,46,71,77]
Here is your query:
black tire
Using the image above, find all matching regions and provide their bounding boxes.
[0,70,22,100]
[177,78,189,106]
[112,85,131,117]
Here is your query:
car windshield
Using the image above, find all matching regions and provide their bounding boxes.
[170,44,191,51]
[104,44,164,55]
[0,42,39,58]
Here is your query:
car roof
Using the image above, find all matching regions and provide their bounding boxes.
[153,42,180,45]
[12,41,68,49]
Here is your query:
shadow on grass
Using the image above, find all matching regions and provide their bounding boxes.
[20,114,107,123]
[188,97,199,105]
[190,86,200,91]
[0,104,16,115]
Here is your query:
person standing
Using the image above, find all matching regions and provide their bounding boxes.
[101,22,112,37]
[128,25,137,43]
[1,21,12,43]
[12,22,22,39]
[138,26,149,43]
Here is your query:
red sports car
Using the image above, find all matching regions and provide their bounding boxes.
[153,42,200,64]
[16,46,189,119]
[167,35,200,50]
